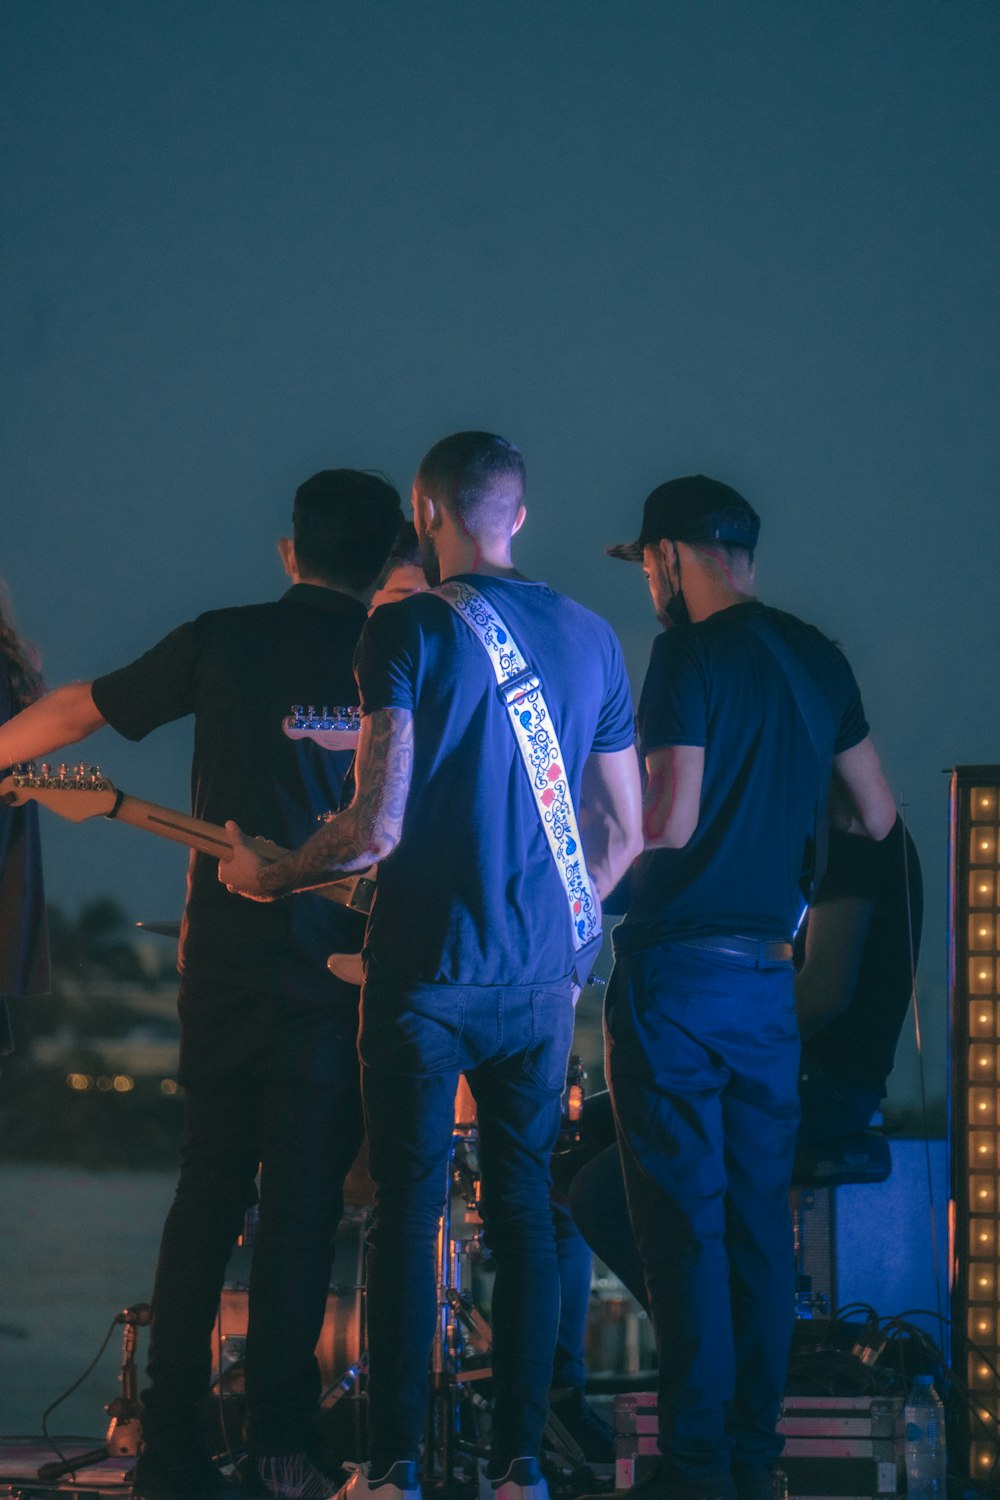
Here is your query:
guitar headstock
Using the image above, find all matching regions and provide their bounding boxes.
[282,704,361,750]
[0,762,121,822]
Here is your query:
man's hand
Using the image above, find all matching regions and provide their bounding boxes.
[219,821,277,902]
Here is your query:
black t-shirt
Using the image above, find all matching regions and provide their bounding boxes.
[799,817,922,1096]
[91,584,366,1001]
[618,601,869,947]
[354,575,635,986]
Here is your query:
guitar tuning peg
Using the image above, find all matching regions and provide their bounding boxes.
[306,705,316,719]
[320,704,330,719]
[57,763,68,780]
[291,704,304,718]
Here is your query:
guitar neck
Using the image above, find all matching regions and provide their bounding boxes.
[111,794,255,857]
[109,795,368,908]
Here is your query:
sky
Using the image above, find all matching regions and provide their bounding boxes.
[2,0,999,1120]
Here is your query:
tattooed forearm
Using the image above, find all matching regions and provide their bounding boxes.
[258,707,415,897]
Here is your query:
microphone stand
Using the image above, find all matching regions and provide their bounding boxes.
[36,1303,149,1482]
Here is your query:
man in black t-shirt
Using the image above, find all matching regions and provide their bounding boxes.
[223,432,644,1500]
[558,807,924,1313]
[0,471,404,1500]
[599,476,896,1500]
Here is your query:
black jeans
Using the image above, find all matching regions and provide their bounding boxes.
[606,941,800,1484]
[142,977,364,1457]
[359,958,575,1475]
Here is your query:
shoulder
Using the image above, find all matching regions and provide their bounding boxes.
[552,588,622,644]
[364,592,449,644]
[190,599,283,632]
[647,621,704,675]
[498,580,625,655]
[757,604,847,659]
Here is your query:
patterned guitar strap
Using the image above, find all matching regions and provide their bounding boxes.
[435,581,603,988]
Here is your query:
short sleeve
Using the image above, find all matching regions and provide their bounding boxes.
[91,621,200,740]
[591,630,637,753]
[354,599,419,715]
[827,648,869,756]
[636,629,708,756]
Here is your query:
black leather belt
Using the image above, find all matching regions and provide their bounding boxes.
[677,935,794,964]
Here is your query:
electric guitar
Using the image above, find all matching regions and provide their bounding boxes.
[281,704,361,750]
[0,763,376,916]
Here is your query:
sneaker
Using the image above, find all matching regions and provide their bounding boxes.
[478,1457,550,1500]
[548,1387,615,1463]
[133,1444,234,1500]
[334,1461,421,1500]
[256,1453,338,1499]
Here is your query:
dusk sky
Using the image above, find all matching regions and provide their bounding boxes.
[3,1,998,1117]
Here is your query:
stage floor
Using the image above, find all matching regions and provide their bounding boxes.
[0,1437,134,1498]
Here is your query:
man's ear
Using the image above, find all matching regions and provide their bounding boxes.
[511,503,527,536]
[278,536,298,581]
[414,490,438,535]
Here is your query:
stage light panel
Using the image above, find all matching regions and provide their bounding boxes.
[952,768,1000,1487]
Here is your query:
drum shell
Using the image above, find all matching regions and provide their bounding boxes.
[215,1207,367,1387]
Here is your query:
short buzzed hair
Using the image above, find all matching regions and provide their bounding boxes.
[292,469,403,591]
[416,432,525,542]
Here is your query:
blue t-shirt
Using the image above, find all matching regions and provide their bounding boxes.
[618,601,869,947]
[355,575,635,986]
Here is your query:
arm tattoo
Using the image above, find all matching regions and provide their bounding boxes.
[259,707,415,897]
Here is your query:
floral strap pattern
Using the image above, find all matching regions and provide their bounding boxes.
[435,581,600,956]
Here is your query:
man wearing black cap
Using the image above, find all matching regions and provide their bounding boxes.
[603,476,896,1500]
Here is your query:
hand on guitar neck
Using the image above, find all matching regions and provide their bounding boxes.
[0,763,376,915]
[220,819,281,901]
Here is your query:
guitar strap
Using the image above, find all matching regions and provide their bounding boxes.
[434,581,602,982]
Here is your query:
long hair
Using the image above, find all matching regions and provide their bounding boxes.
[0,585,44,709]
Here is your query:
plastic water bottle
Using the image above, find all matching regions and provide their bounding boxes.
[904,1374,947,1500]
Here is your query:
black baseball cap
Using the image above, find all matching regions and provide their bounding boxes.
[607,474,760,562]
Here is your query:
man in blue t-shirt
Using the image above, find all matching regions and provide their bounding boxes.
[599,476,896,1500]
[222,432,643,1500]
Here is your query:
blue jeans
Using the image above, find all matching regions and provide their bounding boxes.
[606,941,800,1483]
[359,958,575,1474]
